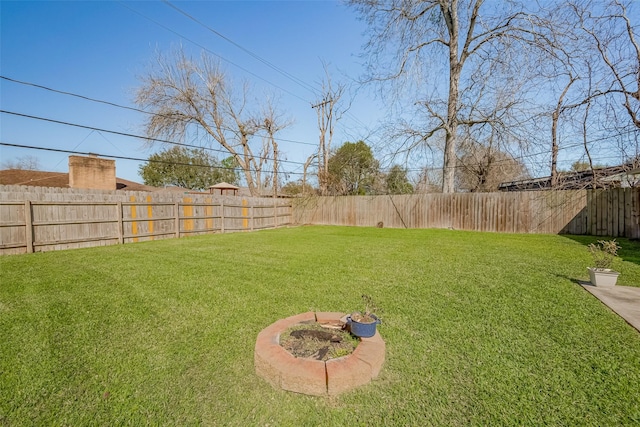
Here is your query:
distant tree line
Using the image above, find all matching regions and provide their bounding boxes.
[139,146,239,191]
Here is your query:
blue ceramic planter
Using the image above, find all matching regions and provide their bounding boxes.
[347,313,380,338]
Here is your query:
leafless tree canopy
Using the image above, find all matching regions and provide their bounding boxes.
[134,3,638,195]
[350,0,639,192]
[135,49,289,196]
[348,0,541,193]
[457,143,528,192]
[529,0,639,188]
[571,0,640,131]
[1,155,41,171]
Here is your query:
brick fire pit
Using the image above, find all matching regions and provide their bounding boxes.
[254,311,385,396]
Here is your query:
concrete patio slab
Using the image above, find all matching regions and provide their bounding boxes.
[581,283,640,332]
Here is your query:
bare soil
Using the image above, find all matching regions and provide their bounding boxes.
[279,323,358,361]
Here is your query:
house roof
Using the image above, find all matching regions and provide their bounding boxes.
[499,164,640,191]
[0,169,156,191]
[0,169,283,197]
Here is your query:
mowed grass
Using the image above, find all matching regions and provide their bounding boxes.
[1,226,639,426]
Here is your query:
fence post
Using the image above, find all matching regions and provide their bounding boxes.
[174,202,180,238]
[24,200,34,253]
[116,201,124,244]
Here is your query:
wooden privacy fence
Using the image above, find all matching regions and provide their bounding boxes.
[2,186,638,255]
[583,189,640,237]
[293,188,640,238]
[0,186,292,255]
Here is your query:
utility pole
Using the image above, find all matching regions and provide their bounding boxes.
[311,98,333,110]
[312,97,334,195]
[272,138,278,199]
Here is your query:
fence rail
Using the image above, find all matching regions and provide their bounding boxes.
[0,186,292,255]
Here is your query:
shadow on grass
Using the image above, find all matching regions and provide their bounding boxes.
[562,235,640,267]
[555,273,592,287]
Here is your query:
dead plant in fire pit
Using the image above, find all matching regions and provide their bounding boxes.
[279,323,358,361]
[350,294,382,324]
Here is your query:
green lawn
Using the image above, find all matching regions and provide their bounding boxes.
[1,226,639,426]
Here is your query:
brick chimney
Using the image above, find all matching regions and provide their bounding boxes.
[68,155,116,190]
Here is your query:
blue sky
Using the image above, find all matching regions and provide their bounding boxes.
[1,0,381,183]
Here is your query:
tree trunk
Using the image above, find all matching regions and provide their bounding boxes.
[550,77,575,189]
[273,139,279,198]
[441,1,460,194]
[551,109,559,188]
[242,165,257,196]
[442,64,460,194]
[238,139,258,196]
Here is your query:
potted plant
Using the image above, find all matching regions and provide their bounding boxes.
[347,294,382,338]
[587,239,621,287]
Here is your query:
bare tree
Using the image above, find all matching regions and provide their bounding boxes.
[348,0,540,193]
[574,0,639,129]
[135,49,290,197]
[312,66,345,195]
[580,98,598,189]
[301,154,316,195]
[528,5,587,188]
[1,155,41,170]
[259,100,292,197]
[415,167,442,193]
[550,76,579,187]
[456,139,528,192]
[534,0,639,186]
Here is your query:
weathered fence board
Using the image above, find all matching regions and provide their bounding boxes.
[0,185,292,255]
[293,189,639,238]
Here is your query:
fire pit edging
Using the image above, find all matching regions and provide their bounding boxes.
[254,311,385,396]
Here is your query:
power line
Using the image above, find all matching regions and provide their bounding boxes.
[116,0,311,105]
[120,1,371,143]
[3,136,633,183]
[161,0,317,96]
[0,93,553,176]
[0,142,306,176]
[0,109,310,167]
[160,0,371,131]
[1,75,139,112]
[382,128,638,174]
[3,89,634,177]
[0,75,317,147]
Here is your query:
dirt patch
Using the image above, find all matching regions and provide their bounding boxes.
[279,323,358,361]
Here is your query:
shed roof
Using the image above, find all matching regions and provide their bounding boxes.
[209,182,239,189]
